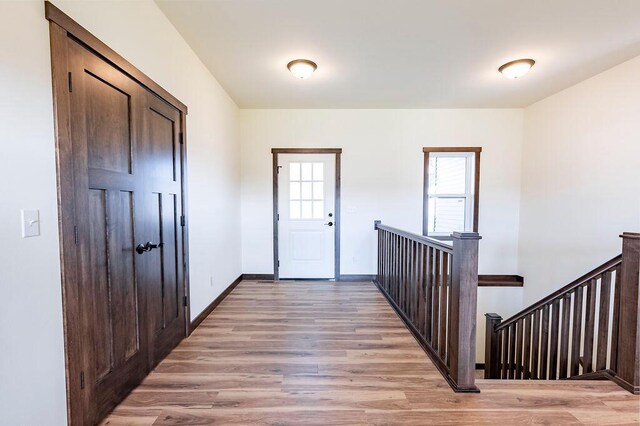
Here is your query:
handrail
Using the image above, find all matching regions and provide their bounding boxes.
[496,254,622,330]
[374,221,481,392]
[375,223,453,253]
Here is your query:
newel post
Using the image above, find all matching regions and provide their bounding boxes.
[484,313,502,379]
[449,231,482,392]
[616,232,640,394]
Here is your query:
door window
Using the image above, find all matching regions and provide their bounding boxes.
[289,162,324,219]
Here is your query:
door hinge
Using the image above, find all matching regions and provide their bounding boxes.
[80,371,85,389]
[180,215,185,226]
[276,165,282,174]
[277,260,280,267]
[183,296,188,307]
[179,132,184,144]
[73,225,79,245]
[277,213,280,221]
[68,72,72,92]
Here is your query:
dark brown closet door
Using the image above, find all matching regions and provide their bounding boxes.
[67,39,148,423]
[141,93,186,366]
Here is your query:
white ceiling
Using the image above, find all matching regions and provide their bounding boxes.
[155,0,640,109]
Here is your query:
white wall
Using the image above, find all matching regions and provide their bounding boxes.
[0,1,241,424]
[519,56,640,306]
[240,109,526,360]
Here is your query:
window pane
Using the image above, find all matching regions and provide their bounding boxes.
[429,156,467,194]
[301,163,312,180]
[428,197,466,233]
[301,201,313,219]
[313,182,324,200]
[301,182,312,199]
[313,162,324,181]
[290,200,301,219]
[313,200,324,219]
[290,163,300,181]
[289,182,300,200]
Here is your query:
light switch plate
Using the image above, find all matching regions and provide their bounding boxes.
[21,209,40,238]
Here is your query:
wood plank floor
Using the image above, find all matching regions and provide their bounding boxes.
[103,280,640,425]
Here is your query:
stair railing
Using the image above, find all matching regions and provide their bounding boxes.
[374,221,481,392]
[485,232,640,395]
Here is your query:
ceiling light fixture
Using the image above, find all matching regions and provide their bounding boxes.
[498,59,535,79]
[287,59,317,79]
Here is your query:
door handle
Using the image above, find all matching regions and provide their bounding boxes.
[324,222,334,227]
[136,241,163,254]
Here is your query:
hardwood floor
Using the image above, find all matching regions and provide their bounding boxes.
[103,280,639,425]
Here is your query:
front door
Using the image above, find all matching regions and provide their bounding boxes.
[278,154,336,279]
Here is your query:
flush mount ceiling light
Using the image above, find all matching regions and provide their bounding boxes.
[498,59,535,79]
[287,59,317,79]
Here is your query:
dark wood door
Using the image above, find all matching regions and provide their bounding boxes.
[141,93,186,367]
[66,38,185,424]
[68,39,148,423]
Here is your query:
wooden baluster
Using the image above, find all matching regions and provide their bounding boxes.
[397,237,407,306]
[377,228,382,285]
[397,234,401,302]
[446,252,453,365]
[419,244,427,337]
[539,305,549,380]
[484,313,502,379]
[531,309,540,379]
[411,241,419,326]
[448,232,481,391]
[392,234,398,301]
[417,243,425,336]
[387,233,396,299]
[383,231,388,291]
[378,229,382,286]
[432,249,441,349]
[439,252,449,358]
[425,246,433,342]
[501,327,509,379]
[523,314,532,379]
[388,231,392,292]
[515,319,523,379]
[416,243,422,328]
[403,237,409,313]
[583,279,597,373]
[406,240,413,323]
[596,271,612,371]
[404,239,410,318]
[405,240,414,324]
[385,233,389,291]
[403,236,407,308]
[393,235,401,304]
[508,323,516,379]
[615,232,640,394]
[547,302,559,380]
[406,238,412,315]
[570,286,583,376]
[559,295,571,378]
[384,231,389,291]
[610,265,621,370]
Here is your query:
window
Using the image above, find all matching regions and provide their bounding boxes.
[423,147,481,237]
[289,161,324,219]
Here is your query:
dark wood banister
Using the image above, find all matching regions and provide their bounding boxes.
[496,254,622,330]
[374,221,481,392]
[374,223,453,253]
[485,233,639,393]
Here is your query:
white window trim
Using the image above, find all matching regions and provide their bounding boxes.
[427,152,475,237]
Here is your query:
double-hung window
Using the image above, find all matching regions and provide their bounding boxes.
[423,147,481,238]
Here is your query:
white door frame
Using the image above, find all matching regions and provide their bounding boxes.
[272,148,341,280]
